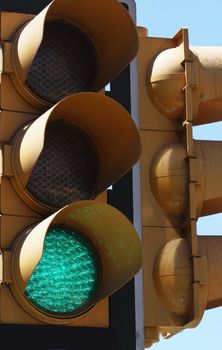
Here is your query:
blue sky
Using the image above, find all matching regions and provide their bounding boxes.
[135,1,222,349]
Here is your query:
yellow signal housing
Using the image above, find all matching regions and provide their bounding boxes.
[137,26,222,347]
[1,0,138,112]
[0,0,141,328]
[10,92,141,215]
[8,201,142,325]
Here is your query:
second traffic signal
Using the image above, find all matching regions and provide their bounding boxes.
[137,26,222,346]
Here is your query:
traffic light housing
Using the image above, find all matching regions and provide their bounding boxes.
[0,0,142,327]
[137,26,222,347]
[2,0,138,112]
[10,200,141,325]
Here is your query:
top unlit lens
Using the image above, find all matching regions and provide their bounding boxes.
[26,21,99,103]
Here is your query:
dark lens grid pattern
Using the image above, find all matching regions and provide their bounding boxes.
[26,21,98,103]
[26,121,100,208]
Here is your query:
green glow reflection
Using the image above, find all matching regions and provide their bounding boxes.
[25,226,101,315]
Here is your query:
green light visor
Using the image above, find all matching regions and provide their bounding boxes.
[25,225,102,317]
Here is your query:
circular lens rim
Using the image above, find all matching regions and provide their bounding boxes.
[11,119,102,215]
[11,19,100,111]
[10,223,103,323]
[25,224,103,317]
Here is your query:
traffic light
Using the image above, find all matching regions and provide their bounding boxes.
[137,26,222,347]
[0,0,142,326]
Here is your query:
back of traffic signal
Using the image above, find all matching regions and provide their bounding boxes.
[0,0,142,326]
[136,26,222,347]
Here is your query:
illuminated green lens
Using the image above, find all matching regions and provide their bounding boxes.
[25,226,101,316]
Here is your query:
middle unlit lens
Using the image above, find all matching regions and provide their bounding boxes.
[26,121,100,208]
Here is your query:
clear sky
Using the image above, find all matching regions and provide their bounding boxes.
[135,0,222,349]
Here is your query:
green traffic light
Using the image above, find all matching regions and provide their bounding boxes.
[25,225,101,316]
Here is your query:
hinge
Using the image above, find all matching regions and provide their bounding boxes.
[2,144,13,176]
[2,42,13,73]
[193,255,207,285]
[1,250,12,284]
[189,158,202,184]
